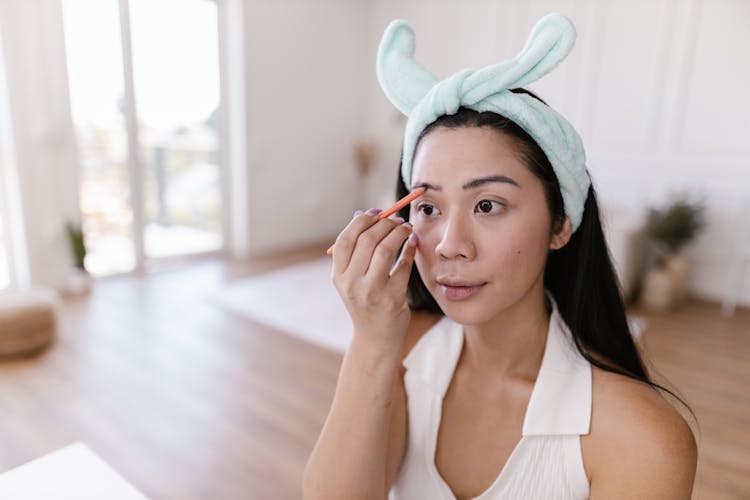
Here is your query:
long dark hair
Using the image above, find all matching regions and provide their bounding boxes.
[396,91,692,413]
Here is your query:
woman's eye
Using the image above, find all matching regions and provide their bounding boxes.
[475,200,504,214]
[416,203,439,216]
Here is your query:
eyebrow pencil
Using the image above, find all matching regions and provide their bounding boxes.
[326,186,426,255]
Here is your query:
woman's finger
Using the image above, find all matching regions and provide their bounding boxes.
[363,221,413,284]
[388,232,418,292]
[344,216,406,278]
[331,209,382,276]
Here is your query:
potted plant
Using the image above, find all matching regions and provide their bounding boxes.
[640,195,706,311]
[65,221,91,295]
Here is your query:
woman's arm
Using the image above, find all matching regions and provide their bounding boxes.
[302,211,417,500]
[302,332,405,500]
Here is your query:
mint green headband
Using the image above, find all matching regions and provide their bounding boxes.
[376,13,590,232]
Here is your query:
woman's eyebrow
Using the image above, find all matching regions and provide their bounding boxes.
[411,181,440,191]
[463,175,520,189]
[412,175,520,192]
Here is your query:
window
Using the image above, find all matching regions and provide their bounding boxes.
[62,0,222,276]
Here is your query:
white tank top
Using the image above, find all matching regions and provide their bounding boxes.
[389,292,591,500]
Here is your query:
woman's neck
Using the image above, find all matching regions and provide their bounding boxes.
[458,285,551,381]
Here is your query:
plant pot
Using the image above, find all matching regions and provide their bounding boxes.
[640,252,689,311]
[641,265,673,312]
[66,267,92,296]
[664,253,688,303]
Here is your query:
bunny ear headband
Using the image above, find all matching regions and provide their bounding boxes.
[377,13,590,232]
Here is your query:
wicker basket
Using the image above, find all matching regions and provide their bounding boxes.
[0,288,57,359]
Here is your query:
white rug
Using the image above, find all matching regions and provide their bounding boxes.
[211,258,352,353]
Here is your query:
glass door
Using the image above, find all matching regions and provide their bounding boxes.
[63,0,134,276]
[130,0,222,260]
[62,0,222,276]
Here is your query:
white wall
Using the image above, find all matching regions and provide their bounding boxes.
[356,0,750,306]
[241,0,371,255]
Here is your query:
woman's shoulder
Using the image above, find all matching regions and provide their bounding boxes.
[587,366,696,447]
[581,365,697,497]
[399,309,444,365]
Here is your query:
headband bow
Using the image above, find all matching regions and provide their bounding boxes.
[376,13,590,232]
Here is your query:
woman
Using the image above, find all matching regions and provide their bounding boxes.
[303,14,696,500]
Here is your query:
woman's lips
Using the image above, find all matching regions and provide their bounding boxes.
[438,281,487,300]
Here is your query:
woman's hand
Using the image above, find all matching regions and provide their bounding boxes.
[331,208,418,347]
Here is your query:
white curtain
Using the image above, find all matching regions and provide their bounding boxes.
[0,30,28,289]
[0,0,81,290]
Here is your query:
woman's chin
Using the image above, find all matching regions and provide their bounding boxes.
[435,299,496,327]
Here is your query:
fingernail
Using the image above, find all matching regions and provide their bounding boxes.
[353,210,363,217]
[365,208,382,216]
[391,216,405,224]
[407,233,419,245]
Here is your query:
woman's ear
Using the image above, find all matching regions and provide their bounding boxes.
[549,217,573,250]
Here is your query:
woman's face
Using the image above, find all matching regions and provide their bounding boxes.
[409,125,564,325]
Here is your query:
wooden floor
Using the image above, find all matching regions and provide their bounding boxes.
[0,248,748,500]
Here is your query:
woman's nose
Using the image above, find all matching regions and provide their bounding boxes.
[434,217,475,260]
